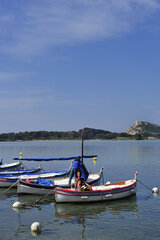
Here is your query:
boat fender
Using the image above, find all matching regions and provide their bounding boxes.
[26,179,31,183]
[106,181,111,185]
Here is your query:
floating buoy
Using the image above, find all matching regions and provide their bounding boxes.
[93,157,97,165]
[106,181,111,185]
[12,201,23,209]
[152,187,159,194]
[31,222,41,233]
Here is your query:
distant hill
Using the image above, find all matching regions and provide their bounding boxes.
[0,128,119,141]
[124,120,160,138]
[0,121,159,141]
[0,127,141,141]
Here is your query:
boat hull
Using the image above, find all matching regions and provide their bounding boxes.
[0,162,22,171]
[0,178,17,187]
[55,179,137,203]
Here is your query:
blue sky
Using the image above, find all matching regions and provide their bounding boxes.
[1,0,160,133]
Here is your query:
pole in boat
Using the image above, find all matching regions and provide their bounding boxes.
[81,129,84,163]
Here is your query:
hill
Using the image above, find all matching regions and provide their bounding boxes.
[124,120,160,138]
[1,121,160,141]
[0,127,141,141]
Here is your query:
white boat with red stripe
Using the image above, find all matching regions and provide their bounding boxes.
[55,172,138,203]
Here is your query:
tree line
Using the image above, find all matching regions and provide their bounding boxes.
[0,128,143,141]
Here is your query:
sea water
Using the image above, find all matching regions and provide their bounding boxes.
[0,140,160,240]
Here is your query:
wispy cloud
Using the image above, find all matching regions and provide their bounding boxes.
[0,97,40,109]
[141,105,156,109]
[0,0,160,58]
[0,72,22,82]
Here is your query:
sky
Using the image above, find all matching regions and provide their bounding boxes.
[1,0,160,133]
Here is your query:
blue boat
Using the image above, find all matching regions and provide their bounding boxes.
[0,167,42,176]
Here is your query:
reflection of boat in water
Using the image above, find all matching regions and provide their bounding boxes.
[0,188,17,200]
[55,195,138,221]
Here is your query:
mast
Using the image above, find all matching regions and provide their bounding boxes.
[81,129,84,163]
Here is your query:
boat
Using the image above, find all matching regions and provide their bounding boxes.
[17,167,104,195]
[0,162,22,171]
[0,168,71,187]
[55,173,137,203]
[0,166,42,176]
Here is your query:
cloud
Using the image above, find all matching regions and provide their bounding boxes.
[141,105,156,109]
[0,72,22,82]
[0,0,160,58]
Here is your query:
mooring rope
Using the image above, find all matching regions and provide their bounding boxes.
[32,188,55,206]
[137,179,153,192]
[1,179,20,194]
[21,162,29,170]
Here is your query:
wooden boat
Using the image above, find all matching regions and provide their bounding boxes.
[0,162,22,171]
[17,167,104,195]
[0,168,70,187]
[55,173,137,203]
[0,167,41,176]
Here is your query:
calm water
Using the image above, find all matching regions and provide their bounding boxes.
[0,140,160,240]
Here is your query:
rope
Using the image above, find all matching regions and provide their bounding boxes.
[1,179,19,194]
[21,162,28,170]
[32,188,55,206]
[137,179,153,192]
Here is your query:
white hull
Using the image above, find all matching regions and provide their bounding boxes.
[0,162,22,171]
[18,172,102,195]
[18,183,53,195]
[55,179,137,203]
[0,179,17,187]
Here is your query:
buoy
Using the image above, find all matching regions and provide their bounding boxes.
[93,157,97,165]
[31,222,41,233]
[12,201,23,209]
[106,181,111,185]
[152,187,159,194]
